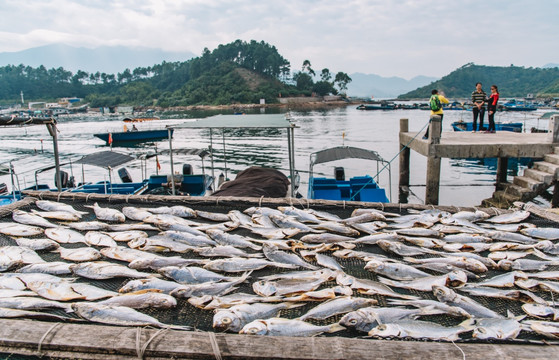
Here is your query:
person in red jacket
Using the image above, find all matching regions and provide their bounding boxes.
[485,85,499,133]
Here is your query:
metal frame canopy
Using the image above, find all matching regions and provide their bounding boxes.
[0,116,63,192]
[308,145,392,202]
[166,114,298,197]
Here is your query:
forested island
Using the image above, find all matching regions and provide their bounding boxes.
[0,40,351,108]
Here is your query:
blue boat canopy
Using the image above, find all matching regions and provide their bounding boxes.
[310,146,387,166]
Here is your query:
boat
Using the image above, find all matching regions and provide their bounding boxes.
[356,101,396,110]
[93,128,173,145]
[501,100,537,112]
[451,121,523,132]
[307,146,390,202]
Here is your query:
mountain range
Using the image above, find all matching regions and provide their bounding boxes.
[345,73,438,98]
[0,44,196,74]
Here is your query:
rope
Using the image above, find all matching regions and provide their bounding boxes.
[451,340,467,360]
[135,327,169,360]
[37,322,62,355]
[208,331,223,360]
[56,192,63,202]
[258,196,264,207]
[349,120,431,201]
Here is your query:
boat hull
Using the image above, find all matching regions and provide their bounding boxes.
[451,122,523,132]
[94,129,173,144]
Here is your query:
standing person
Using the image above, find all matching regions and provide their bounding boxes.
[423,89,449,139]
[471,82,487,132]
[485,85,499,133]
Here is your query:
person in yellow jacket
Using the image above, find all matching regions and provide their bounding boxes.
[423,89,449,139]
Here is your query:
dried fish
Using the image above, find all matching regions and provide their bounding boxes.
[433,285,503,318]
[12,210,58,228]
[299,297,377,321]
[368,319,474,341]
[85,202,125,223]
[214,302,302,332]
[364,259,431,281]
[239,318,345,337]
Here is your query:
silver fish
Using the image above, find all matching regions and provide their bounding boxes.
[387,299,471,318]
[127,236,196,253]
[16,261,72,275]
[85,231,118,247]
[263,244,318,269]
[56,247,102,262]
[204,258,296,273]
[460,286,547,304]
[70,261,155,279]
[0,307,75,322]
[379,270,468,292]
[368,319,473,341]
[522,303,559,320]
[433,285,503,318]
[122,207,153,221]
[0,223,43,237]
[442,210,490,223]
[259,268,337,282]
[299,296,377,321]
[170,272,251,298]
[351,208,398,219]
[269,214,322,233]
[401,236,446,249]
[119,278,184,294]
[103,230,149,242]
[239,317,345,336]
[351,232,400,245]
[206,229,261,250]
[340,307,434,333]
[0,289,37,298]
[98,290,177,309]
[336,273,418,300]
[70,283,118,300]
[100,246,160,263]
[299,233,356,244]
[158,266,235,284]
[244,206,283,217]
[253,277,328,297]
[364,259,431,280]
[195,210,231,222]
[0,296,72,312]
[35,200,88,218]
[343,212,387,224]
[247,226,301,240]
[25,281,85,301]
[160,230,216,246]
[66,221,110,231]
[45,227,86,244]
[311,221,360,236]
[228,210,255,227]
[524,320,559,339]
[377,240,436,257]
[0,246,45,271]
[129,256,206,271]
[72,303,189,329]
[12,210,58,228]
[189,293,284,310]
[484,210,530,224]
[443,233,492,243]
[14,237,59,251]
[475,271,528,288]
[213,302,301,332]
[195,245,263,258]
[404,256,488,273]
[487,231,538,244]
[442,242,492,253]
[105,223,158,232]
[278,206,322,223]
[498,259,559,271]
[350,221,388,235]
[521,227,559,240]
[396,228,442,238]
[85,202,125,223]
[300,251,344,271]
[31,209,81,222]
[139,206,196,218]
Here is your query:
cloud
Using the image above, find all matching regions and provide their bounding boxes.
[0,0,557,78]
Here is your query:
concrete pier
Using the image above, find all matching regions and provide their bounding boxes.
[399,115,559,205]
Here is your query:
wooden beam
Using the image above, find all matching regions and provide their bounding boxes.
[497,157,509,186]
[0,319,556,360]
[399,118,410,188]
[425,116,442,205]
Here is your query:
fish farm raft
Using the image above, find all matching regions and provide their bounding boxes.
[0,190,558,359]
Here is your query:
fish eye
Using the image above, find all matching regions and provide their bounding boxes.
[479,328,486,334]
[221,317,232,324]
[248,328,258,334]
[378,324,387,331]
[349,319,358,325]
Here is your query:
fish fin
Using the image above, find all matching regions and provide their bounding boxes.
[282,302,307,310]
[327,323,346,333]
[402,256,419,263]
[458,318,475,329]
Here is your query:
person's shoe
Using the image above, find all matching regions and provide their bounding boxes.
[472,130,476,133]
[490,130,496,133]
[422,135,428,140]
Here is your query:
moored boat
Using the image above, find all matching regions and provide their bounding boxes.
[451,121,523,132]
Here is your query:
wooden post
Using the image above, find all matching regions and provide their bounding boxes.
[549,115,559,143]
[425,115,441,205]
[399,118,410,187]
[552,181,559,208]
[496,157,509,188]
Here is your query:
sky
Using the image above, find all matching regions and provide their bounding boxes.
[1,0,557,79]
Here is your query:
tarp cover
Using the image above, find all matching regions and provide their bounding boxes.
[76,151,134,169]
[310,146,386,166]
[169,114,294,129]
[211,167,289,198]
[0,164,10,175]
[143,148,210,159]
[0,116,56,126]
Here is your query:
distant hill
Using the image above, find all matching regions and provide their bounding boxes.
[347,73,438,98]
[398,63,559,99]
[544,63,559,69]
[0,44,196,74]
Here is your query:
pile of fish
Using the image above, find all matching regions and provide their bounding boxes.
[1,200,559,341]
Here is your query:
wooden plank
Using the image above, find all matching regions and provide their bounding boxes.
[399,118,410,187]
[20,190,509,217]
[0,319,557,360]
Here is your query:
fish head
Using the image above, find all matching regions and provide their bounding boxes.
[376,240,391,251]
[127,238,147,249]
[364,260,382,272]
[155,296,177,308]
[119,279,145,293]
[339,309,372,329]
[368,323,401,338]
[335,272,354,286]
[239,320,268,335]
[169,286,192,298]
[432,285,455,302]
[534,241,554,252]
[447,270,468,287]
[213,310,240,332]
[497,259,513,271]
[128,259,150,270]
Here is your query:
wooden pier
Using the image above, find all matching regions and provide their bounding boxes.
[399,115,559,205]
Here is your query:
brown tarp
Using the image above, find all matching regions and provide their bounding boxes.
[211,166,289,198]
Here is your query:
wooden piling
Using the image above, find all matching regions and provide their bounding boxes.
[425,115,442,205]
[497,157,509,187]
[549,115,559,143]
[399,118,410,188]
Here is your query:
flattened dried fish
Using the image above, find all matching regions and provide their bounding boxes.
[45,227,86,244]
[368,319,473,341]
[12,210,58,228]
[98,290,177,309]
[239,318,344,337]
[263,244,317,270]
[484,210,530,224]
[299,296,377,321]
[85,202,125,223]
[14,237,59,251]
[379,270,467,292]
[0,223,44,237]
[214,302,301,332]
[433,285,503,318]
[70,261,155,280]
[35,200,88,218]
[56,247,102,262]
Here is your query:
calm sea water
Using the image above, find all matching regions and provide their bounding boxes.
[0,105,551,207]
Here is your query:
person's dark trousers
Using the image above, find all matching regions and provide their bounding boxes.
[487,110,496,132]
[423,114,444,139]
[472,107,485,131]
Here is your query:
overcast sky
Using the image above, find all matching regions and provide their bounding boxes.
[1,0,557,79]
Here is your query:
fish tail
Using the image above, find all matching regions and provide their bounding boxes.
[327,323,346,333]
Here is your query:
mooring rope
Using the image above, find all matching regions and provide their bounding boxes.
[135,327,170,360]
[208,331,223,360]
[37,322,62,356]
